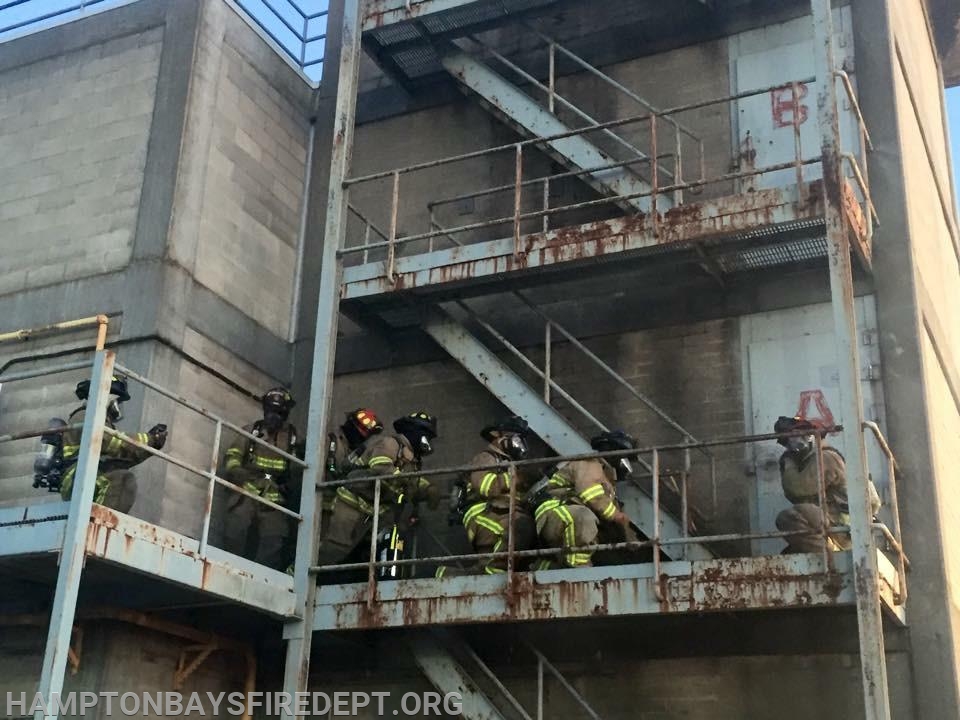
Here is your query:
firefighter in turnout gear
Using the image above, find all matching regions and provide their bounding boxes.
[774,416,881,554]
[316,411,440,567]
[59,375,167,513]
[222,388,300,570]
[436,416,535,578]
[327,408,383,480]
[531,431,634,569]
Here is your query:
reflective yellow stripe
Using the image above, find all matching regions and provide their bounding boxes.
[368,456,394,467]
[548,473,568,487]
[484,566,505,574]
[136,433,150,445]
[579,484,606,502]
[225,457,242,471]
[106,435,124,453]
[62,445,80,459]
[601,501,617,520]
[474,516,505,536]
[535,499,562,522]
[479,472,499,497]
[435,566,446,579]
[463,502,489,526]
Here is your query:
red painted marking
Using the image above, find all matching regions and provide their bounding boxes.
[771,83,809,129]
[795,390,835,429]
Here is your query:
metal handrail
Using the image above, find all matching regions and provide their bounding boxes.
[114,363,306,469]
[312,426,905,616]
[863,421,908,603]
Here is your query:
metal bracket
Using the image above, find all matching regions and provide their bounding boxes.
[173,644,217,690]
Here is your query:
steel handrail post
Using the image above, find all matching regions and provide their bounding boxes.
[35,350,114,720]
[198,420,222,557]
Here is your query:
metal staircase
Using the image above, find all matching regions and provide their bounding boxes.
[409,629,606,720]
[422,302,713,560]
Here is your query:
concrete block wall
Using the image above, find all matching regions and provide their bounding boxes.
[0,28,162,298]
[0,0,313,537]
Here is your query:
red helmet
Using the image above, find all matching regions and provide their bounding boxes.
[345,408,383,440]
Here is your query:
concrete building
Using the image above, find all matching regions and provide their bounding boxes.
[1,0,959,718]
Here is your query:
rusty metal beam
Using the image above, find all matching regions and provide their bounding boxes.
[341,183,825,300]
[309,553,863,631]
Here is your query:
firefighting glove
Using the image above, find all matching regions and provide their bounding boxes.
[147,424,168,450]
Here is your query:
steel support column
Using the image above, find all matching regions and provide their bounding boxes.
[812,2,891,718]
[35,350,114,720]
[280,0,365,714]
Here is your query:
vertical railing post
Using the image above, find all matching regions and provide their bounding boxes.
[651,449,663,602]
[387,171,400,283]
[884,451,907,604]
[506,462,518,603]
[199,420,222,557]
[362,222,371,264]
[542,177,550,233]
[544,322,552,403]
[548,42,556,114]
[514,144,524,257]
[674,123,684,206]
[36,351,114,720]
[792,82,805,206]
[814,432,832,570]
[650,115,659,236]
[367,478,382,609]
[812,1,892,718]
[681,447,690,562]
[537,656,544,720]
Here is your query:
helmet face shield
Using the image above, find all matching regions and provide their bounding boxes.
[416,434,434,457]
[107,398,123,423]
[501,434,529,460]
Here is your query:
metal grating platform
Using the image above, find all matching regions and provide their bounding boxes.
[363,0,561,81]
[340,181,863,301]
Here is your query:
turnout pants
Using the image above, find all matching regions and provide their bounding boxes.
[536,502,599,568]
[315,499,371,567]
[457,503,534,575]
[223,493,290,570]
[776,503,851,553]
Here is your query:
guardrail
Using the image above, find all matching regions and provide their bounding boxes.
[0,347,307,563]
[309,424,908,611]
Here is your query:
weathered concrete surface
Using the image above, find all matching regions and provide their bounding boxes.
[852,0,960,716]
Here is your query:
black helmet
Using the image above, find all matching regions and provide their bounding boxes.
[75,375,130,402]
[481,415,530,460]
[341,408,383,449]
[262,387,295,414]
[774,415,817,450]
[393,411,438,457]
[480,415,529,442]
[591,430,638,481]
[393,411,438,439]
[590,430,638,455]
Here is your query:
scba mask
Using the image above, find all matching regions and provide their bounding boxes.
[500,433,529,460]
[107,397,123,422]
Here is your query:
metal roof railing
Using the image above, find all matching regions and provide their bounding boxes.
[0,0,327,81]
[233,0,328,77]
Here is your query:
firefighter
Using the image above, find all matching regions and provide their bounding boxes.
[316,411,440,567]
[773,416,881,554]
[436,416,535,578]
[531,431,634,570]
[326,408,384,480]
[222,388,300,570]
[59,375,167,513]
